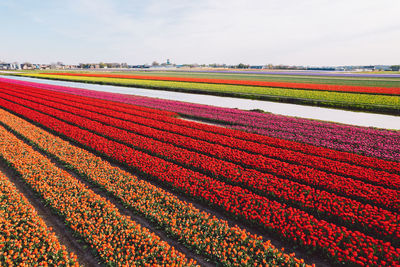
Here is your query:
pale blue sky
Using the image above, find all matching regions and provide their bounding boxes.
[1,0,400,65]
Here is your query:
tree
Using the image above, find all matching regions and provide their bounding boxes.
[152,61,160,66]
[390,65,400,71]
[237,63,249,69]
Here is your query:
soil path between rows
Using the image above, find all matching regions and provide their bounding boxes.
[0,160,102,267]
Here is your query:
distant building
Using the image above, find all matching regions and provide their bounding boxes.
[0,63,20,70]
[249,65,263,69]
[129,65,150,68]
[21,63,35,70]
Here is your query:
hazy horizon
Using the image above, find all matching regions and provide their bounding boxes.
[1,0,400,66]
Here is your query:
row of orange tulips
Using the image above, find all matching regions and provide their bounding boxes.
[0,171,79,266]
[0,124,196,266]
[0,108,311,266]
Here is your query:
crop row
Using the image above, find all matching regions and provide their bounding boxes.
[165,69,400,79]
[0,81,180,126]
[4,82,398,185]
[1,106,398,247]
[1,90,398,214]
[7,76,398,163]
[0,124,195,266]
[43,72,400,95]
[0,97,399,265]
[0,171,79,266]
[0,108,310,266]
[18,73,400,114]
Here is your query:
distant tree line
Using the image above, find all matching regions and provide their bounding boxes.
[390,65,400,71]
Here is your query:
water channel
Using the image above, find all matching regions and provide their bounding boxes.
[1,75,399,130]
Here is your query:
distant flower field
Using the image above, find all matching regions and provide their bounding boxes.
[0,77,399,266]
[43,72,400,95]
[18,72,400,115]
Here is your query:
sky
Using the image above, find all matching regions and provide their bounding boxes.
[1,0,400,66]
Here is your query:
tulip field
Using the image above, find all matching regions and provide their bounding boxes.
[16,72,400,115]
[0,171,79,266]
[42,72,400,95]
[0,77,399,266]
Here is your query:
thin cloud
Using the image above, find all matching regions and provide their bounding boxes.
[1,0,399,65]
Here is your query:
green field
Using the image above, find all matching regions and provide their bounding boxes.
[16,73,400,115]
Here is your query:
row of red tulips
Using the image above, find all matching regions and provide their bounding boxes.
[0,108,311,266]
[0,124,195,266]
[0,98,399,266]
[43,72,400,95]
[0,91,398,215]
[0,170,79,266]
[4,83,398,190]
[1,80,397,175]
